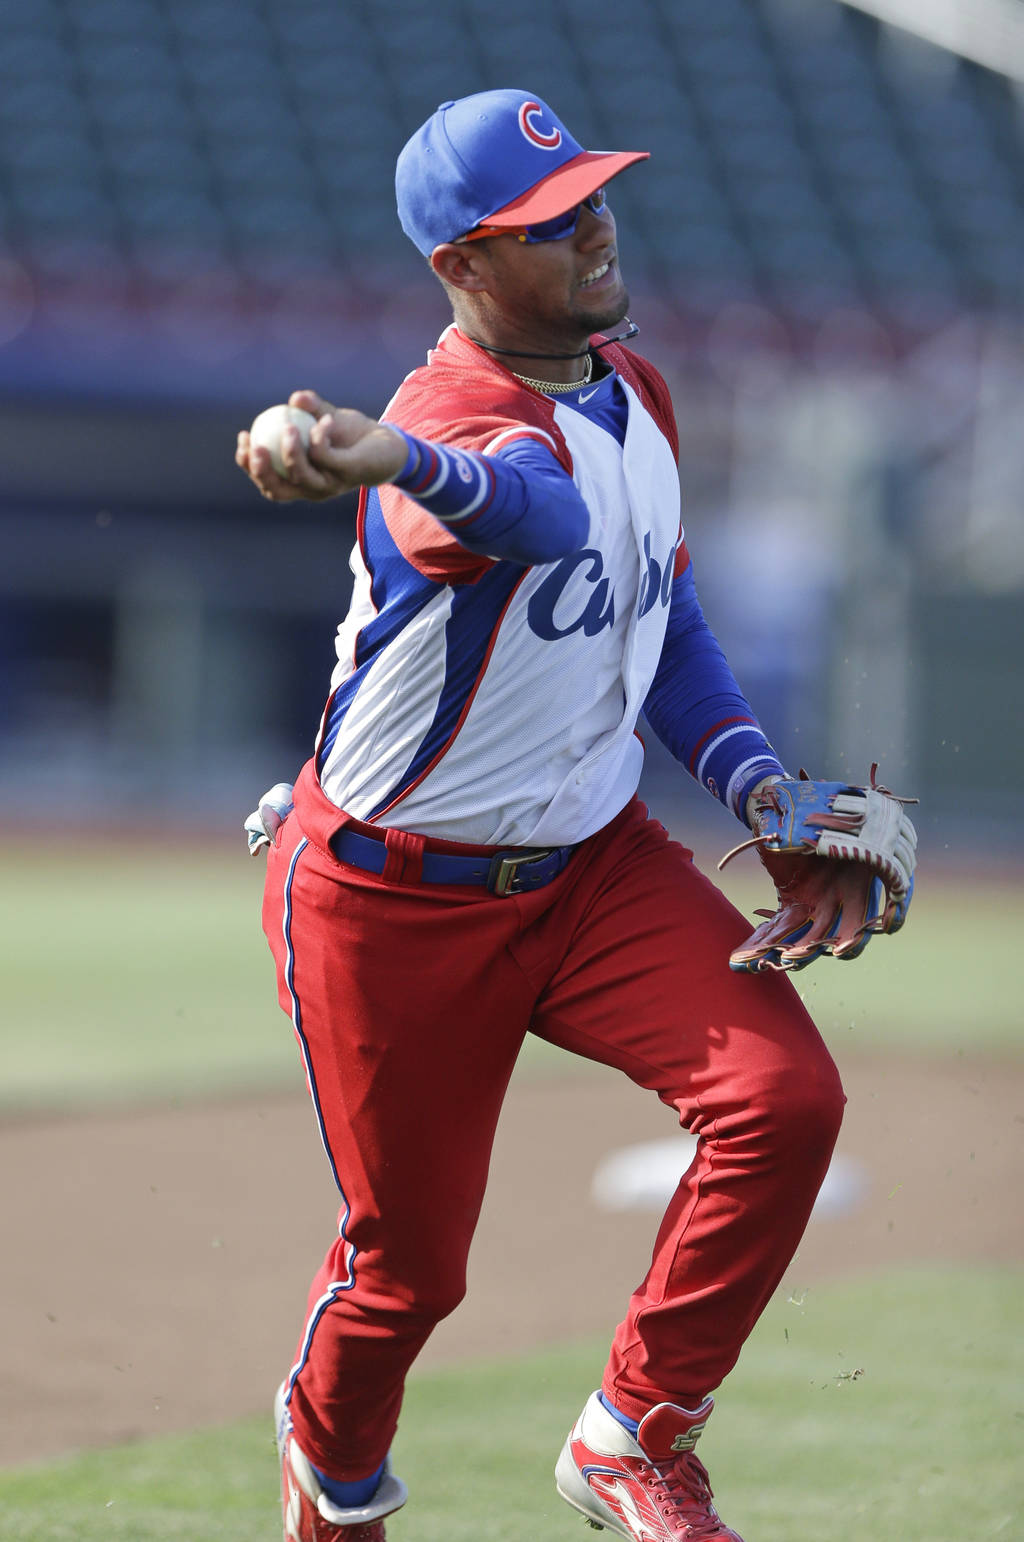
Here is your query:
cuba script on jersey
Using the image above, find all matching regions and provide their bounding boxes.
[314,327,686,850]
[528,527,678,641]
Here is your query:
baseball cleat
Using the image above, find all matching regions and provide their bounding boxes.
[555,1391,744,1541]
[274,1383,408,1542]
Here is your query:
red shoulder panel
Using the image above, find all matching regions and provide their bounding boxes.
[373,328,575,584]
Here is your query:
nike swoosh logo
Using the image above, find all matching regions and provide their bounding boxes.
[578,387,600,403]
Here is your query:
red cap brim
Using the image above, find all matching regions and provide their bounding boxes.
[482,149,650,226]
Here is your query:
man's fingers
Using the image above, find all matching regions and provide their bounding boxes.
[237,423,344,501]
[289,388,336,419]
[303,429,363,481]
[729,902,813,969]
[238,401,404,500]
[308,407,380,451]
[245,441,315,501]
[277,426,334,490]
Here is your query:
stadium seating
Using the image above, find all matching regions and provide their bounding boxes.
[0,0,1019,324]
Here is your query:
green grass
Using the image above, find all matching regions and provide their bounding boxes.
[0,1266,1019,1540]
[0,840,293,1110]
[0,841,1019,1113]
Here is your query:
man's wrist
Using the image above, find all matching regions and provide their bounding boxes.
[744,773,786,828]
[380,424,423,484]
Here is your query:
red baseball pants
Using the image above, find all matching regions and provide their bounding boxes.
[263,761,845,1480]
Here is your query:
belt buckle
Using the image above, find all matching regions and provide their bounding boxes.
[487,848,557,897]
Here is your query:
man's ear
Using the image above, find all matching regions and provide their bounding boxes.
[430,242,492,293]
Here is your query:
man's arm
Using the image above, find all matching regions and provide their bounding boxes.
[237,390,590,567]
[383,427,589,565]
[642,558,787,826]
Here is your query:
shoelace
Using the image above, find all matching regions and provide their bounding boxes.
[645,1452,726,1539]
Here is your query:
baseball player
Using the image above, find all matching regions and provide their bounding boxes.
[236,90,917,1542]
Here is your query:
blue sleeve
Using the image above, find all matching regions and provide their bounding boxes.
[383,425,589,565]
[643,562,787,825]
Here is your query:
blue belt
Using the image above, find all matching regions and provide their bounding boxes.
[330,828,576,897]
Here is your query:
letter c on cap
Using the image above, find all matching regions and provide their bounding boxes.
[518,100,562,150]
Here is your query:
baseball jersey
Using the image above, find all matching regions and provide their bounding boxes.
[313,325,782,846]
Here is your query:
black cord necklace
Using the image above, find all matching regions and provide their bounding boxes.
[465,319,639,361]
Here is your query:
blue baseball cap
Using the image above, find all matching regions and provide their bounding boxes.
[396,89,649,256]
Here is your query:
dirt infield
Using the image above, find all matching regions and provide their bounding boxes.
[2,1052,1020,1467]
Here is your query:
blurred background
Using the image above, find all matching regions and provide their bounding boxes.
[0,0,1020,850]
[1,7,1021,1526]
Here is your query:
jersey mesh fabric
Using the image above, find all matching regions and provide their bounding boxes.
[383,424,592,563]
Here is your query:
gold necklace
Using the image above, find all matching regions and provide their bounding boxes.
[512,353,594,395]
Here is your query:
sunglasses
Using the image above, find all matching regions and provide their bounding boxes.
[457,189,608,245]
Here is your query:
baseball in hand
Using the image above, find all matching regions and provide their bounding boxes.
[249,404,318,477]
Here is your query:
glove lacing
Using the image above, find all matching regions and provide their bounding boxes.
[717,763,917,875]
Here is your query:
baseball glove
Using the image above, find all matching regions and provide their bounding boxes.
[720,766,918,973]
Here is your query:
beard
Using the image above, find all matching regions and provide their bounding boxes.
[568,280,631,338]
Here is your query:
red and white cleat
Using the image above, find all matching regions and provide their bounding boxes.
[555,1391,744,1541]
[275,1384,407,1542]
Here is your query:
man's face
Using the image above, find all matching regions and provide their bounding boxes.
[468,196,630,345]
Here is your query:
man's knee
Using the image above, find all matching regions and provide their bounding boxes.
[766,1038,846,1154]
[371,1252,470,1332]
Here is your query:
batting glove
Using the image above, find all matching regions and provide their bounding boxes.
[243,781,295,856]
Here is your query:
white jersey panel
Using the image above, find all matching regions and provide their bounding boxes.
[365,379,682,846]
[319,578,456,817]
[329,544,376,692]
